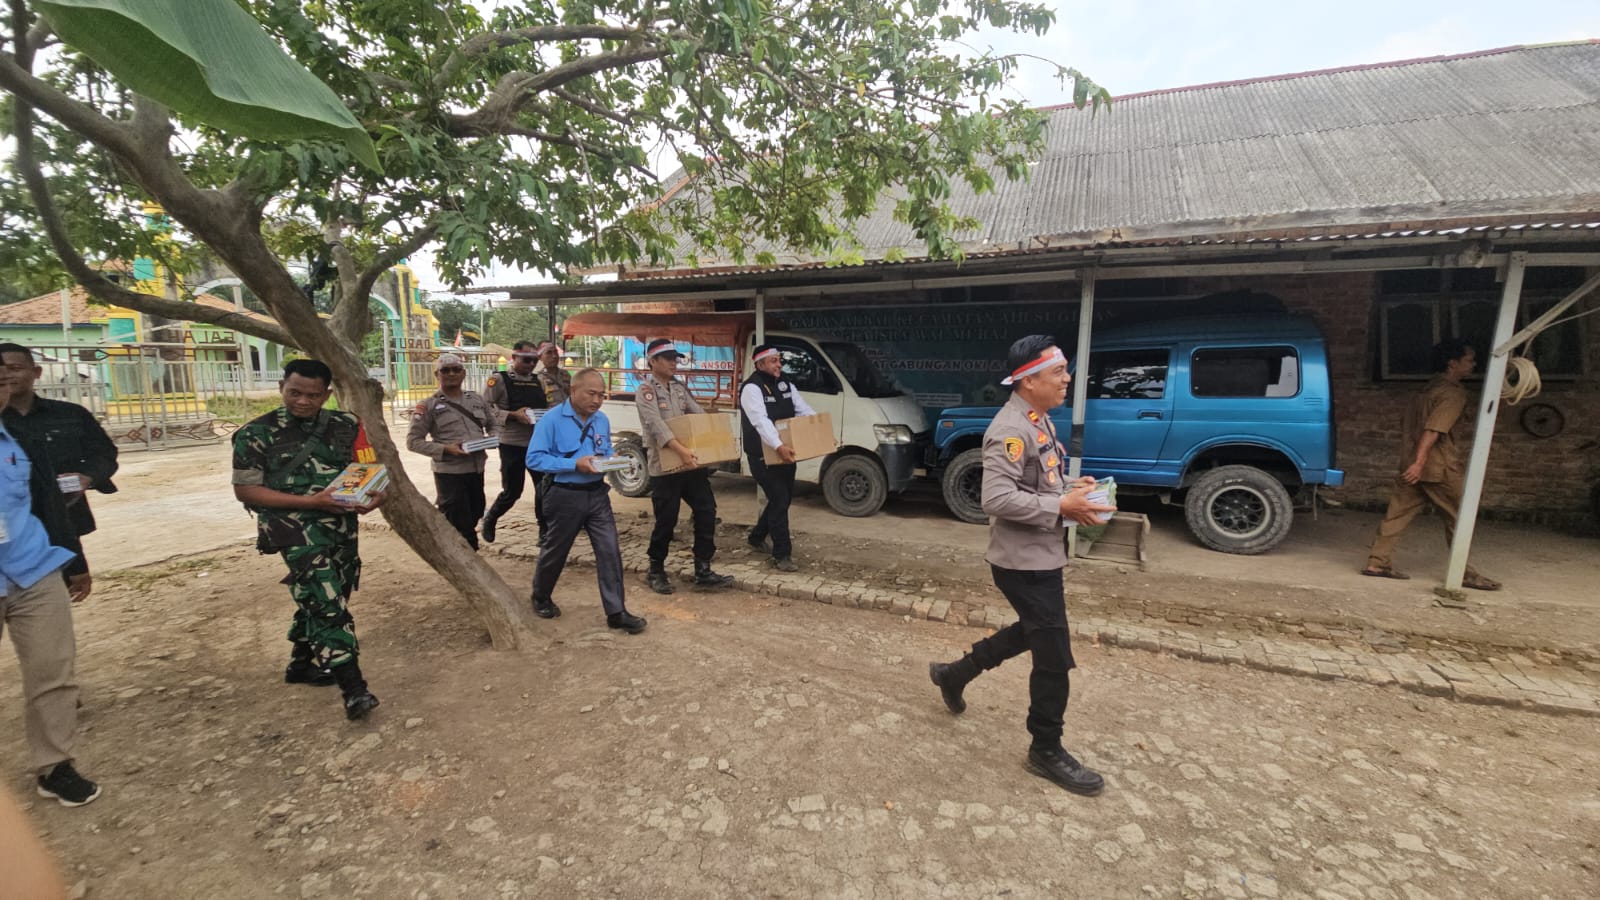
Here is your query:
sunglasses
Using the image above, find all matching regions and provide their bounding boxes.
[437,366,465,374]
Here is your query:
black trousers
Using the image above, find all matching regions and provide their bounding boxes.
[960,565,1076,751]
[648,469,718,565]
[434,471,486,550]
[486,444,544,533]
[531,483,626,616]
[747,455,798,559]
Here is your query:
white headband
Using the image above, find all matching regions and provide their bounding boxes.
[753,347,780,363]
[1000,346,1066,386]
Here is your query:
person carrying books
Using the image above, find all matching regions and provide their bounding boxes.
[481,341,548,545]
[232,359,385,721]
[407,353,495,550]
[525,368,647,633]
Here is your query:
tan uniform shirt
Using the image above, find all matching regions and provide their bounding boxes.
[982,392,1069,570]
[636,374,704,477]
[406,390,493,474]
[1400,376,1468,483]
[537,366,572,407]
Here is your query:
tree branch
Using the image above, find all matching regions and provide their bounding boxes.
[549,87,633,126]
[434,24,650,88]
[446,44,673,137]
[0,53,141,161]
[498,125,654,178]
[355,222,439,302]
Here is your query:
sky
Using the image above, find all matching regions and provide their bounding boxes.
[417,0,1600,295]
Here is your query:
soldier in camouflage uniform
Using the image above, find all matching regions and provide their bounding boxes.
[232,359,385,721]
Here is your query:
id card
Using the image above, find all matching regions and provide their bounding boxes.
[0,514,10,544]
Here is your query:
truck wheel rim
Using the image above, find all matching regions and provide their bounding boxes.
[841,470,869,502]
[959,468,982,508]
[1210,486,1270,539]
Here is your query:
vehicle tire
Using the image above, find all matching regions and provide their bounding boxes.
[607,438,653,497]
[822,453,889,517]
[940,448,988,525]
[1183,464,1294,554]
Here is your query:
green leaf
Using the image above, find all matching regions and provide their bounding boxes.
[35,0,380,172]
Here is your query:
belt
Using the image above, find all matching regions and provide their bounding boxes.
[552,480,608,491]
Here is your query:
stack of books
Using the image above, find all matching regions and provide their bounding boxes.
[594,457,635,473]
[462,435,500,452]
[329,463,390,506]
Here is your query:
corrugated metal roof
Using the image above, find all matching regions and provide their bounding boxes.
[636,42,1600,272]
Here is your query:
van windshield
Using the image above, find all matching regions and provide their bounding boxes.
[820,341,902,398]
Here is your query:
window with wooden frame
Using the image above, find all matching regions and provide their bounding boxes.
[1374,267,1588,380]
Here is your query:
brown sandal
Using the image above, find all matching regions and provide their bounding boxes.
[1360,566,1411,580]
[1462,572,1502,591]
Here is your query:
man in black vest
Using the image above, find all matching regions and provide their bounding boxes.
[739,344,817,571]
[481,341,550,544]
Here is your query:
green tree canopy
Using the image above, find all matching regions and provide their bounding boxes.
[0,0,1105,645]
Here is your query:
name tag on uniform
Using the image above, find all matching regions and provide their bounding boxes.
[435,404,448,410]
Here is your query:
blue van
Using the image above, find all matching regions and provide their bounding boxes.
[929,315,1344,554]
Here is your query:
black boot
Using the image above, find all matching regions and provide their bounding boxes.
[929,656,977,714]
[332,660,380,721]
[646,563,675,595]
[481,512,498,544]
[285,644,336,687]
[693,560,735,589]
[1025,746,1105,796]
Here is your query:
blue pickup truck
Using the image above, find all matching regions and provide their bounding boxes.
[927,315,1345,554]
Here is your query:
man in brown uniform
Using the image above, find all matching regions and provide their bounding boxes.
[407,353,495,550]
[536,341,572,407]
[636,338,735,594]
[1362,338,1500,589]
[928,335,1115,796]
[482,341,547,544]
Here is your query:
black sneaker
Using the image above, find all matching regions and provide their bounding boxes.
[37,762,101,807]
[481,514,498,544]
[533,597,561,619]
[1024,747,1105,796]
[607,611,648,634]
[344,691,381,721]
[285,661,337,687]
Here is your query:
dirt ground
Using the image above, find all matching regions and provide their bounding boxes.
[7,438,1595,898]
[5,534,1598,900]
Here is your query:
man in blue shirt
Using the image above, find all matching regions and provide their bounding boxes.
[526,368,646,633]
[1,373,101,807]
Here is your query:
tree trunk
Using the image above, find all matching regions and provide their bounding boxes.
[332,360,536,650]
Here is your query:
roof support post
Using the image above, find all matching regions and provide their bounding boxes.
[754,289,766,345]
[753,289,767,510]
[1441,251,1526,597]
[547,298,558,345]
[1066,268,1096,559]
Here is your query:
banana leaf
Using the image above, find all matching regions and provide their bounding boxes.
[35,0,379,171]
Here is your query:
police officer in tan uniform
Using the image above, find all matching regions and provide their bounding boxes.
[928,335,1115,797]
[536,341,572,407]
[406,353,495,550]
[1362,338,1500,589]
[637,338,735,594]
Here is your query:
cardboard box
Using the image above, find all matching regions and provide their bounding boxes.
[657,413,739,471]
[762,413,838,465]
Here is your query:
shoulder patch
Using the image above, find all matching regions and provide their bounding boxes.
[486,376,497,387]
[641,387,655,402]
[1004,437,1024,462]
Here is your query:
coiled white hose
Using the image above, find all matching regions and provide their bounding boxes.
[1501,355,1541,404]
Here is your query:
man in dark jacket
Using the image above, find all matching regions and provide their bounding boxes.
[1,368,100,807]
[1,343,119,545]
